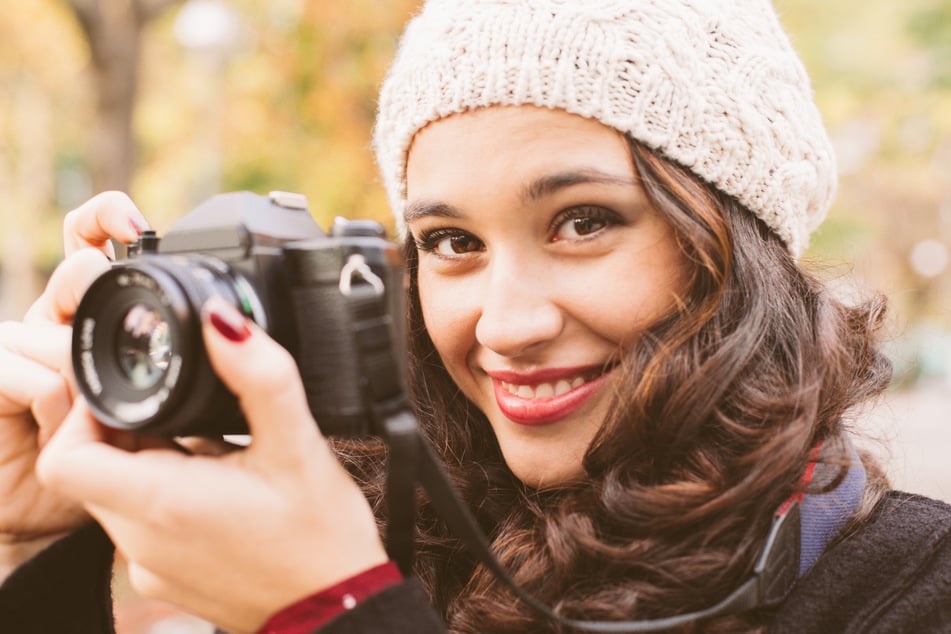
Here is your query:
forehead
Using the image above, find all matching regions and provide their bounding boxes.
[405,106,634,201]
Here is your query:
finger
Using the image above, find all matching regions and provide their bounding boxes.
[0,321,72,376]
[200,297,323,460]
[37,399,189,513]
[4,321,80,403]
[63,191,150,258]
[0,348,72,447]
[0,323,181,447]
[23,248,111,325]
[0,345,72,446]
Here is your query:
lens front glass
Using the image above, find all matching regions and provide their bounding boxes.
[116,303,172,389]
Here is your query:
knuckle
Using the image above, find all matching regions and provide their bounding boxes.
[62,207,80,227]
[247,345,302,393]
[65,191,138,242]
[35,443,63,487]
[33,374,70,418]
[61,209,83,240]
[127,563,165,600]
[32,368,66,400]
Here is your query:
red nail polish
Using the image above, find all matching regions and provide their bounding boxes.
[208,305,251,342]
[129,218,144,237]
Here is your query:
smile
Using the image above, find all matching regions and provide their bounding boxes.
[489,365,613,426]
[499,376,587,400]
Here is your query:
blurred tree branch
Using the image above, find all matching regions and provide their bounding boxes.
[63,0,183,192]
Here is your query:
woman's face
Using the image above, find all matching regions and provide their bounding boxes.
[405,106,687,488]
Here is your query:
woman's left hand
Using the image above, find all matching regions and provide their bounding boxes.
[37,298,389,634]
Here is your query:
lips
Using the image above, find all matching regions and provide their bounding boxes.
[488,365,613,426]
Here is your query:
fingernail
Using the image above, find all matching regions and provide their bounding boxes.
[204,300,251,343]
[129,218,144,237]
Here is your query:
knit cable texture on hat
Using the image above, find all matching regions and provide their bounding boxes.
[373,0,837,256]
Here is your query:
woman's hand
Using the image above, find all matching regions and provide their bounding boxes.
[0,192,148,582]
[37,298,389,634]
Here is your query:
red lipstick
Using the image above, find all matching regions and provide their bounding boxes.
[487,366,611,426]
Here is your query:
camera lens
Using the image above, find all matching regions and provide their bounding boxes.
[72,255,260,435]
[116,303,173,389]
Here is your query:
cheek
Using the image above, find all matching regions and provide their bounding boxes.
[417,271,478,374]
[565,260,686,346]
[618,279,683,340]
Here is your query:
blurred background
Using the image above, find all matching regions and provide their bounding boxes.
[0,0,949,632]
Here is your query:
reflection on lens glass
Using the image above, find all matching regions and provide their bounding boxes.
[117,303,173,389]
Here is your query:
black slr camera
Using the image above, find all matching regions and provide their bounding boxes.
[72,191,406,437]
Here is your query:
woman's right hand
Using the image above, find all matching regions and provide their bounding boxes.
[0,192,148,581]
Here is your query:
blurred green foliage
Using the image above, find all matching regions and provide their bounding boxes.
[908,0,951,87]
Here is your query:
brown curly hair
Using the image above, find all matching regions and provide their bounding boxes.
[335,140,892,633]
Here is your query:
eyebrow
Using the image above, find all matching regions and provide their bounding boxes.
[403,168,638,224]
[520,169,638,204]
[403,200,463,224]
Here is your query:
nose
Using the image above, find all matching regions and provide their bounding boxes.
[475,259,564,358]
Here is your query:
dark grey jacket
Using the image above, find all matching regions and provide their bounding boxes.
[2,491,949,633]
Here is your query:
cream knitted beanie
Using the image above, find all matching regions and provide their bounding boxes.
[373,0,837,256]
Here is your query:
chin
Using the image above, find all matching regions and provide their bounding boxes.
[507,456,586,490]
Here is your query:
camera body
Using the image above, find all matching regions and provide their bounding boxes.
[72,191,407,437]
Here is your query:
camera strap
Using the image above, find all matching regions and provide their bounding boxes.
[378,410,801,632]
[381,410,420,575]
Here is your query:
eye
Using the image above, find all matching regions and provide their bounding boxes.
[551,206,618,241]
[415,228,484,256]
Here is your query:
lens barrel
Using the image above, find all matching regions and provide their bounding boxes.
[72,255,254,436]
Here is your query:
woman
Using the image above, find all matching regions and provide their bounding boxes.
[2,1,950,632]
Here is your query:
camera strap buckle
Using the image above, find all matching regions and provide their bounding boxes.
[339,254,385,297]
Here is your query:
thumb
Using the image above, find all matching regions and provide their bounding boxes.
[200,297,322,459]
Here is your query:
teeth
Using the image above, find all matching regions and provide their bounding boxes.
[501,375,590,400]
[535,383,554,398]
